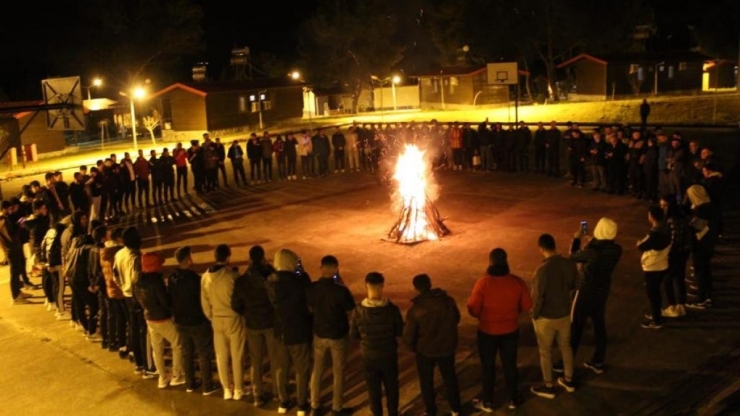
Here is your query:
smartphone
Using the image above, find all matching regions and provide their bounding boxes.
[580,220,588,235]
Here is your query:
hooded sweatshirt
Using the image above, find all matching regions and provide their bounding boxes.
[351,297,404,359]
[637,223,671,272]
[232,262,277,330]
[403,288,459,357]
[113,246,141,298]
[200,264,239,320]
[467,267,532,335]
[168,267,209,326]
[101,241,124,299]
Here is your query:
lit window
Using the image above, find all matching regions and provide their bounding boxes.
[450,77,459,86]
[238,96,247,113]
[679,62,687,71]
[629,64,639,74]
[637,67,644,81]
[668,66,675,79]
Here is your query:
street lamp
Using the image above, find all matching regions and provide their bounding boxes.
[290,70,301,81]
[653,62,664,96]
[119,86,147,151]
[85,77,103,100]
[250,90,267,130]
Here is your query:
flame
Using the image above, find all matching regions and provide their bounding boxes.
[391,144,438,243]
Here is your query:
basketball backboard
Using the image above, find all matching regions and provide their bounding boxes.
[41,76,85,130]
[487,62,518,85]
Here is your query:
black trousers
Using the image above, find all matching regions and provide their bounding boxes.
[109,298,127,349]
[163,179,174,201]
[192,168,205,193]
[231,160,247,185]
[308,153,317,175]
[300,156,310,177]
[645,169,658,201]
[645,271,666,324]
[478,330,518,404]
[125,297,148,368]
[416,354,461,415]
[534,148,546,173]
[364,357,399,416]
[665,252,688,306]
[629,162,644,196]
[71,279,99,335]
[250,159,261,181]
[318,154,329,175]
[287,155,297,176]
[42,268,55,303]
[176,167,188,197]
[136,178,150,207]
[693,251,713,302]
[547,151,560,177]
[570,291,608,364]
[7,247,25,299]
[97,291,109,343]
[218,163,228,185]
[277,156,287,179]
[177,323,215,390]
[570,158,586,185]
[262,158,273,181]
[608,165,626,194]
[152,179,164,205]
[517,149,529,172]
[205,168,218,190]
[334,150,345,170]
[122,179,135,209]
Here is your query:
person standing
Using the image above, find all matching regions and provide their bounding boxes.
[133,150,151,208]
[231,245,280,407]
[168,246,219,395]
[568,129,588,187]
[530,234,578,399]
[533,122,547,174]
[88,225,110,348]
[562,218,622,375]
[685,185,718,310]
[202,134,219,191]
[215,137,228,187]
[605,134,628,195]
[227,140,248,186]
[640,99,651,128]
[300,131,313,179]
[351,272,404,416]
[200,244,246,401]
[643,137,660,202]
[516,121,532,172]
[284,133,299,180]
[188,140,205,194]
[332,127,346,173]
[1,201,29,304]
[100,227,127,355]
[666,136,686,201]
[260,131,274,182]
[149,150,163,206]
[315,130,331,176]
[467,249,531,412]
[660,196,691,317]
[266,248,313,415]
[637,206,672,329]
[545,121,561,177]
[589,129,607,192]
[405,274,461,416]
[627,130,646,199]
[306,256,356,416]
[346,127,360,172]
[173,143,189,198]
[247,133,262,184]
[273,135,287,181]
[120,153,137,211]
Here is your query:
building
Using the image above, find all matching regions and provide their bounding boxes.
[703,59,737,91]
[0,101,68,163]
[150,78,307,141]
[414,66,527,110]
[556,52,709,100]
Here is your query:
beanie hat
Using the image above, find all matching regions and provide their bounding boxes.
[273,248,299,272]
[593,217,618,240]
[141,251,164,273]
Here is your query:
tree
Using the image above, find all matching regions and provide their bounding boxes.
[142,110,161,145]
[299,0,404,112]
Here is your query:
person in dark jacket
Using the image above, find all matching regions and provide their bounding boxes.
[660,195,691,318]
[168,246,218,395]
[26,199,50,286]
[685,185,718,310]
[260,132,274,182]
[640,99,651,127]
[88,225,110,347]
[606,134,628,195]
[627,130,646,198]
[568,129,588,187]
[588,129,607,192]
[65,220,99,337]
[404,274,461,416]
[135,251,184,389]
[533,122,547,174]
[516,121,532,172]
[643,136,660,202]
[560,218,622,375]
[69,172,90,214]
[637,206,672,329]
[314,130,331,176]
[331,127,347,172]
[188,140,205,194]
[666,136,686,200]
[247,133,262,184]
[267,248,313,414]
[232,245,281,407]
[159,148,176,203]
[701,163,725,239]
[227,140,248,186]
[214,137,228,186]
[351,272,404,416]
[284,133,299,180]
[306,255,356,415]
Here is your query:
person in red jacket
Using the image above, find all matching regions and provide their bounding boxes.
[467,248,532,412]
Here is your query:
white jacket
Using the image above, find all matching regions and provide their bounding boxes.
[201,264,239,320]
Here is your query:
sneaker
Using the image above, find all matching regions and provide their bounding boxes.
[19,291,33,298]
[507,400,518,410]
[142,369,158,379]
[203,383,220,396]
[46,302,55,312]
[134,366,145,375]
[233,389,244,401]
[253,395,266,407]
[531,384,557,399]
[118,347,129,359]
[584,361,605,374]
[297,404,311,416]
[686,301,708,310]
[278,400,295,413]
[552,361,564,374]
[186,380,202,393]
[644,313,653,320]
[158,377,169,389]
[55,312,68,320]
[224,388,233,400]
[12,296,29,305]
[677,304,687,316]
[641,320,662,329]
[557,377,576,393]
[662,305,680,318]
[474,401,494,413]
[86,333,103,342]
[170,375,186,386]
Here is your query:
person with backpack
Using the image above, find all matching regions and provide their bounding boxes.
[64,214,101,340]
[88,225,110,348]
[101,227,127,354]
[660,195,691,317]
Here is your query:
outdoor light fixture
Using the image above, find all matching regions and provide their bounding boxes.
[290,71,301,80]
[119,86,148,151]
[92,78,103,87]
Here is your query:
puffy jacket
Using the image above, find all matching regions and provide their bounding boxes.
[266,270,313,345]
[403,288,459,357]
[351,298,404,359]
[467,268,532,335]
[101,243,124,299]
[569,238,622,296]
[637,223,672,271]
[168,268,209,326]
[232,263,276,330]
[65,234,95,283]
[135,271,172,321]
[201,264,239,320]
[306,277,356,340]
[113,247,140,298]
[41,223,65,270]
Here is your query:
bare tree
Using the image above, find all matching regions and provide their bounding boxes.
[142,110,161,145]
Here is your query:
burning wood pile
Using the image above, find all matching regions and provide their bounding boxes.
[387,145,450,244]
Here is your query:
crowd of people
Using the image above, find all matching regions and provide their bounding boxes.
[0,119,727,415]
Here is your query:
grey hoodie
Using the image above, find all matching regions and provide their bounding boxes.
[201,264,239,320]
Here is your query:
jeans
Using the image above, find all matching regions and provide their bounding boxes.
[246,327,281,399]
[148,319,184,379]
[250,160,261,181]
[177,323,215,391]
[136,178,150,207]
[176,166,188,197]
[262,158,273,181]
[310,336,349,412]
[665,253,688,306]
[275,342,311,407]
[693,251,713,302]
[218,163,228,185]
[480,145,493,170]
[231,160,247,185]
[300,156,310,177]
[478,330,518,404]
[570,291,608,364]
[334,150,345,171]
[364,356,399,416]
[126,297,148,368]
[591,165,606,190]
[645,271,666,324]
[212,316,246,392]
[97,291,109,343]
[416,354,461,415]
[109,298,127,348]
[71,280,99,335]
[533,316,573,383]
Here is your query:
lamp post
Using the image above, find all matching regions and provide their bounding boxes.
[391,75,400,111]
[85,78,103,100]
[120,87,147,151]
[371,74,398,121]
[653,62,664,96]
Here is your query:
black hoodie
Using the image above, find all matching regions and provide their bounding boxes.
[168,268,209,326]
[232,262,276,330]
[403,288,460,357]
[266,270,313,345]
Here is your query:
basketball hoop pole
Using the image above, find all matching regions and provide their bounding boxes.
[130,98,139,151]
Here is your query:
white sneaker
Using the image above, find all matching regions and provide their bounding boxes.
[170,375,186,386]
[233,390,244,401]
[46,302,55,312]
[662,305,680,318]
[224,388,233,400]
[55,312,68,320]
[12,296,29,305]
[158,377,169,389]
[86,333,103,342]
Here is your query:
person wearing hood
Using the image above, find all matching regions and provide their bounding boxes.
[306,255,356,416]
[113,226,148,373]
[266,248,313,415]
[200,244,246,401]
[685,184,718,310]
[135,251,185,389]
[63,211,98,337]
[88,225,110,348]
[467,249,532,412]
[637,206,672,329]
[701,163,725,239]
[101,227,127,355]
[168,246,218,395]
[350,272,404,416]
[404,274,461,416]
[561,218,622,375]
[660,196,692,318]
[232,245,280,407]
[39,217,64,311]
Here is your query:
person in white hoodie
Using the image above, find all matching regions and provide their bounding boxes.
[637,206,672,329]
[200,244,246,401]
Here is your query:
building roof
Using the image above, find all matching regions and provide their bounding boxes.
[0,101,44,119]
[150,78,308,99]
[414,65,530,78]
[557,52,713,68]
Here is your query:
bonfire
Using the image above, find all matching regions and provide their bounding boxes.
[387,144,450,244]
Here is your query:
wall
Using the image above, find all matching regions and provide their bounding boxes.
[573,59,607,97]
[373,85,420,110]
[206,87,303,131]
[19,112,66,154]
[162,88,207,132]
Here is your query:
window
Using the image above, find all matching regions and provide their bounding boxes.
[238,96,248,113]
[679,62,687,71]
[668,66,675,79]
[422,78,432,86]
[629,64,639,74]
[450,76,459,86]
[249,92,271,112]
[637,67,645,81]
[432,79,438,93]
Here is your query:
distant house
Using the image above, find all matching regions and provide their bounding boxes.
[703,59,737,91]
[557,52,709,100]
[150,78,307,140]
[0,101,67,161]
[414,66,529,110]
